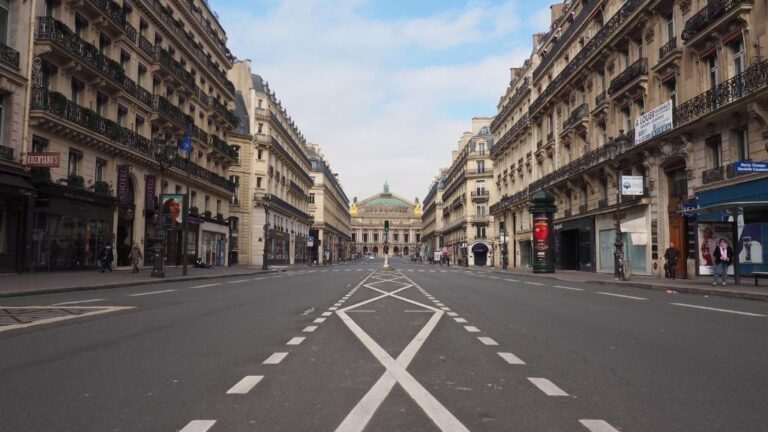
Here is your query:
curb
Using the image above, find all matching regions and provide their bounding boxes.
[0,269,282,299]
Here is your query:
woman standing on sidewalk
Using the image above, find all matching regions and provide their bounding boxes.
[712,239,734,286]
[129,243,143,273]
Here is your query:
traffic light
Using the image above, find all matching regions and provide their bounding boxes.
[384,220,389,232]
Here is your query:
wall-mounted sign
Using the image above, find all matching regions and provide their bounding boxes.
[621,175,644,196]
[26,152,60,167]
[145,175,156,211]
[117,165,130,205]
[635,100,673,144]
[733,161,768,173]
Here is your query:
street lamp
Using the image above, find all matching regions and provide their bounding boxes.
[151,140,178,278]
[605,131,629,281]
[262,194,271,270]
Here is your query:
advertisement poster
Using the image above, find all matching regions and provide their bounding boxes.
[635,100,673,144]
[160,194,185,230]
[738,223,763,264]
[533,212,553,271]
[698,223,733,275]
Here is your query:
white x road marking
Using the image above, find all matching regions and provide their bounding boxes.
[335,270,469,432]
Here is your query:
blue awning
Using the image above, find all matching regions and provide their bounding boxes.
[695,178,768,222]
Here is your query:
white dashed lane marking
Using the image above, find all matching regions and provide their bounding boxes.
[302,326,318,332]
[579,419,622,432]
[478,337,498,346]
[498,352,525,365]
[286,337,306,345]
[447,312,458,317]
[454,318,468,323]
[524,282,544,286]
[597,292,647,301]
[504,278,519,282]
[670,303,766,317]
[226,375,264,394]
[528,378,569,396]
[128,289,176,297]
[554,285,584,291]
[179,420,216,432]
[464,326,481,333]
[226,279,250,284]
[321,311,333,317]
[189,283,221,289]
[263,352,289,364]
[313,317,327,324]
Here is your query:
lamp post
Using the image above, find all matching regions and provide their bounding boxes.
[262,194,270,270]
[181,150,191,276]
[605,132,629,281]
[502,209,509,270]
[151,140,178,278]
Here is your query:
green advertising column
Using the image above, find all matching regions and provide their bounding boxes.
[529,190,556,273]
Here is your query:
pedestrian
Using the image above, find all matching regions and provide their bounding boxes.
[712,239,733,286]
[100,245,114,273]
[129,243,143,273]
[663,242,680,279]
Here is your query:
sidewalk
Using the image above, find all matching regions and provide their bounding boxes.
[438,264,768,301]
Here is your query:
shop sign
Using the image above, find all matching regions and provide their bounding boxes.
[160,194,185,230]
[117,165,131,205]
[733,161,768,173]
[26,152,60,167]
[621,175,644,196]
[635,100,673,144]
[145,175,156,211]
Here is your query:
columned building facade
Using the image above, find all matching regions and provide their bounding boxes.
[420,171,446,261]
[229,61,312,266]
[24,0,238,271]
[306,143,351,264]
[351,183,421,257]
[490,0,768,278]
[441,118,496,266]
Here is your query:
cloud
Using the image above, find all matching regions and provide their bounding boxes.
[216,0,534,202]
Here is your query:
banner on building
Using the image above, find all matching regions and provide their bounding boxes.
[145,175,156,211]
[621,175,644,196]
[635,100,673,144]
[25,152,60,167]
[117,165,131,205]
[160,194,185,230]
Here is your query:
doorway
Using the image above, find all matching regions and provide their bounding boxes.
[666,162,688,278]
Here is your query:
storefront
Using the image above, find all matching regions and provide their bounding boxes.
[519,239,532,268]
[201,229,227,267]
[596,205,650,275]
[0,167,34,272]
[295,234,307,264]
[553,216,595,271]
[269,229,290,265]
[31,182,116,271]
[470,242,489,266]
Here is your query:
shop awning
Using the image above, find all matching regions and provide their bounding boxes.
[687,201,768,224]
[694,178,768,222]
[0,173,34,191]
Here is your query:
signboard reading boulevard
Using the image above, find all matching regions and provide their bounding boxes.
[734,161,768,173]
[635,100,673,144]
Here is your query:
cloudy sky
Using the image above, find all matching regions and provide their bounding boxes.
[213,0,551,203]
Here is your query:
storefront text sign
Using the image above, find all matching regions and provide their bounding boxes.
[117,165,131,205]
[635,100,673,144]
[621,175,644,196]
[26,152,60,167]
[734,161,768,173]
[145,175,156,211]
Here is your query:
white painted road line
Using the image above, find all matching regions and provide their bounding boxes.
[404,309,432,313]
[454,318,468,323]
[263,352,289,364]
[554,285,584,291]
[478,337,498,346]
[670,302,766,317]
[313,317,326,324]
[189,283,221,289]
[524,282,544,286]
[348,309,376,313]
[226,376,264,394]
[302,326,318,332]
[579,419,621,432]
[498,352,526,365]
[440,307,451,311]
[528,378,569,396]
[464,325,481,333]
[227,279,250,284]
[329,307,338,311]
[53,298,106,305]
[597,292,647,301]
[321,311,333,317]
[447,312,458,317]
[128,289,176,297]
[287,337,306,345]
[504,278,519,282]
[179,420,216,432]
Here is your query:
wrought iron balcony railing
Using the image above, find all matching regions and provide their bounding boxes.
[170,155,235,192]
[85,0,136,43]
[470,190,490,199]
[191,124,208,143]
[490,113,529,158]
[211,135,238,160]
[595,91,607,107]
[0,41,20,69]
[490,78,530,132]
[138,35,155,58]
[563,103,589,130]
[659,37,677,60]
[154,95,193,127]
[155,46,196,90]
[674,59,768,126]
[608,58,648,95]
[681,0,752,42]
[0,145,13,161]
[702,166,726,184]
[211,97,240,128]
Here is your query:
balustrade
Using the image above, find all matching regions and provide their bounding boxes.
[681,0,752,41]
[563,103,588,129]
[659,37,677,60]
[0,145,13,161]
[0,42,20,69]
[608,58,647,95]
[490,78,530,132]
[702,166,726,184]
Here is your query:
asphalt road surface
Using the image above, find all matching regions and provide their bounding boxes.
[1,257,767,432]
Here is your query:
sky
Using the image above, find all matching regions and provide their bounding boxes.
[212,0,552,203]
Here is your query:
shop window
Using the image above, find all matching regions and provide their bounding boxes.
[95,159,106,182]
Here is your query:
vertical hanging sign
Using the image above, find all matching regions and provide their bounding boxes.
[117,165,131,205]
[145,175,156,211]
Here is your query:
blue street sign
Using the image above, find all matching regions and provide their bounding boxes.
[734,161,768,173]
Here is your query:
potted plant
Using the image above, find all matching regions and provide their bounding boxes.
[190,206,199,216]
[30,167,51,182]
[67,174,85,189]
[203,210,212,219]
[91,181,113,196]
[216,213,224,223]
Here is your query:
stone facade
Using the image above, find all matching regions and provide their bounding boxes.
[420,170,446,261]
[351,183,421,257]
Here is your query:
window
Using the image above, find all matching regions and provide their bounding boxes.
[257,123,264,134]
[257,149,263,159]
[309,193,315,204]
[732,38,745,76]
[404,234,409,243]
[706,135,722,168]
[669,169,687,198]
[99,33,111,54]
[135,115,144,134]
[734,128,749,161]
[216,200,221,215]
[45,0,57,17]
[96,92,108,116]
[120,50,130,69]
[581,185,588,207]
[476,204,486,215]
[476,226,486,238]
[256,177,262,188]
[709,55,719,88]
[476,160,485,173]
[666,11,674,42]
[117,105,127,127]
[74,14,88,37]
[416,234,421,242]
[394,233,399,242]
[95,159,106,182]
[0,0,8,45]
[67,149,81,176]
[0,95,4,146]
[363,233,368,243]
[476,180,486,194]
[138,64,147,87]
[191,191,197,208]
[352,233,356,243]
[258,99,263,108]
[204,195,210,212]
[478,143,486,155]
[373,233,378,243]
[175,185,182,193]
[70,78,83,104]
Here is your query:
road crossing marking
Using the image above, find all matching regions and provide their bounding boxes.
[179,420,216,432]
[440,307,451,311]
[597,292,647,301]
[226,376,264,394]
[498,352,525,365]
[528,378,569,396]
[189,283,222,289]
[128,289,176,296]
[287,337,306,345]
[313,318,327,324]
[454,318,468,323]
[53,299,106,305]
[579,419,621,432]
[554,285,584,291]
[263,352,288,364]
[302,326,318,332]
[478,337,498,346]
[0,306,134,333]
[447,312,458,317]
[464,325,481,333]
[670,303,766,317]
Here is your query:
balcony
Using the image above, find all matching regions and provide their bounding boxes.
[0,42,20,69]
[562,103,589,131]
[210,97,240,128]
[674,59,768,126]
[0,145,13,161]
[490,113,528,158]
[83,0,136,43]
[170,156,234,193]
[702,166,726,184]
[138,35,155,59]
[470,215,489,224]
[211,135,238,161]
[153,95,192,128]
[470,190,490,201]
[490,78,530,132]
[253,107,270,119]
[608,58,648,96]
[681,0,753,44]
[155,47,196,90]
[191,124,208,144]
[659,37,678,61]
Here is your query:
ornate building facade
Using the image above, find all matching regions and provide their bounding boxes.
[490,0,768,278]
[420,170,446,261]
[351,183,421,257]
[229,60,312,266]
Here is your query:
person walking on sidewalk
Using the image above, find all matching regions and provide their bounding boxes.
[129,243,143,273]
[712,239,734,286]
[664,242,680,279]
[100,245,114,273]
